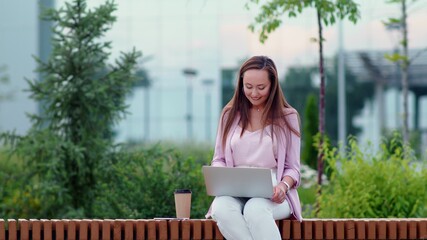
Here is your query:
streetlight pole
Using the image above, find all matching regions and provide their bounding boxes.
[183,68,197,141]
[202,79,214,142]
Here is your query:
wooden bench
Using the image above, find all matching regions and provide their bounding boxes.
[1,218,426,239]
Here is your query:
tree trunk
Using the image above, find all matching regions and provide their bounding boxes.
[401,0,409,145]
[316,8,325,188]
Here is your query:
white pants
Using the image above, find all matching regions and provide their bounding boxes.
[211,196,292,240]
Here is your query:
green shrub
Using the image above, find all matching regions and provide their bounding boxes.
[317,136,427,218]
[1,140,327,219]
[93,144,213,219]
[0,150,26,218]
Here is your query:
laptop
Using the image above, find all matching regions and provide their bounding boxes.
[202,166,274,198]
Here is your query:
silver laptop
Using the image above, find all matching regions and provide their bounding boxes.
[202,166,274,198]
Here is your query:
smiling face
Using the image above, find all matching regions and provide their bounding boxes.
[242,69,271,109]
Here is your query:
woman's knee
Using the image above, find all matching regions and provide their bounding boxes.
[243,198,273,221]
[211,196,241,220]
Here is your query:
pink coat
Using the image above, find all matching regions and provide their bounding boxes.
[206,108,302,221]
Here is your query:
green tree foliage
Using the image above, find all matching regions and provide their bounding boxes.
[1,0,141,218]
[247,0,360,44]
[283,58,375,145]
[302,94,318,170]
[317,135,427,218]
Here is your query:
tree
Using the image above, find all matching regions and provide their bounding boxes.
[1,0,141,217]
[384,0,427,147]
[302,94,318,170]
[247,0,360,186]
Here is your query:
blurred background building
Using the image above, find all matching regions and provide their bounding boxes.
[1,0,426,152]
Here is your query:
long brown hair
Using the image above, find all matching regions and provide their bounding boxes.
[220,56,300,148]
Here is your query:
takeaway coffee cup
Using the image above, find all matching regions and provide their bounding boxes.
[174,189,192,219]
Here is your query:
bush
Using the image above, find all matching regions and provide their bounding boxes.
[0,150,30,218]
[1,140,321,219]
[93,143,213,219]
[317,136,427,218]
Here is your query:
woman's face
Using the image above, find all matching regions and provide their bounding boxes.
[242,69,271,109]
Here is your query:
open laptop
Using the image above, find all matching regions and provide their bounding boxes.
[202,166,274,198]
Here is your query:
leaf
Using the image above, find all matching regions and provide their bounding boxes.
[384,53,407,63]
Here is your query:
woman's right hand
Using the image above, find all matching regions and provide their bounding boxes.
[271,183,287,204]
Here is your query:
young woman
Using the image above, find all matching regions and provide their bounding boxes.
[206,56,302,240]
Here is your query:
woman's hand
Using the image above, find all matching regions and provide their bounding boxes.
[271,182,288,204]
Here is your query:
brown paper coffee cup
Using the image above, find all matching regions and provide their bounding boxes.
[174,189,192,219]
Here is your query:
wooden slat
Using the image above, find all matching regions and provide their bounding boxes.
[324,220,334,240]
[398,220,408,239]
[388,220,397,239]
[345,220,355,240]
[302,220,312,240]
[292,219,302,240]
[419,220,427,239]
[356,220,366,239]
[203,219,214,240]
[191,220,202,240]
[19,219,30,240]
[124,220,134,240]
[42,220,53,240]
[54,220,65,240]
[377,220,387,240]
[335,220,345,240]
[90,220,100,240]
[213,220,224,240]
[313,220,323,240]
[367,220,376,240]
[67,220,77,240]
[8,220,17,240]
[79,220,89,240]
[0,220,4,240]
[147,220,157,240]
[168,220,180,240]
[102,220,112,240]
[408,220,417,240]
[181,219,191,240]
[157,220,168,240]
[281,220,291,239]
[113,220,122,240]
[31,219,42,240]
[135,220,146,240]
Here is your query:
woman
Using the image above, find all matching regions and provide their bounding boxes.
[206,56,302,240]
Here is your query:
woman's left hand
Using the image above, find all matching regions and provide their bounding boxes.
[271,182,288,204]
